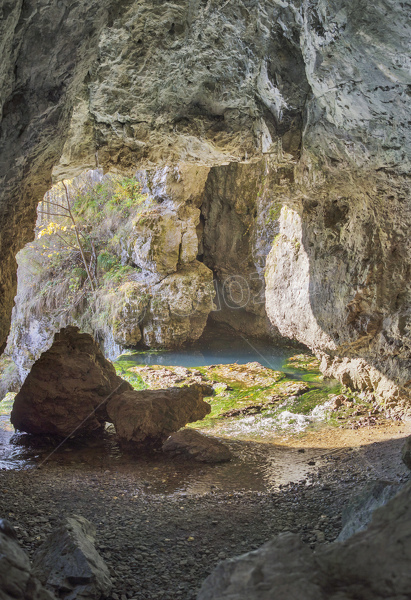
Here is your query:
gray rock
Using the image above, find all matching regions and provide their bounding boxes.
[1,0,410,410]
[106,386,211,448]
[198,533,323,600]
[32,515,112,600]
[163,429,232,463]
[401,436,411,470]
[337,480,402,542]
[10,327,131,437]
[0,519,56,600]
[198,481,411,600]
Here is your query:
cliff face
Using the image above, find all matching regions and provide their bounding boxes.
[0,0,113,351]
[1,1,410,400]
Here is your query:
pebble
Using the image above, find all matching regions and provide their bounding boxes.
[0,435,409,600]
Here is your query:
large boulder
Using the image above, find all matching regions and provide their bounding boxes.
[0,519,56,600]
[163,429,232,463]
[337,480,402,542]
[198,482,411,600]
[106,386,212,447]
[33,516,111,600]
[10,327,131,437]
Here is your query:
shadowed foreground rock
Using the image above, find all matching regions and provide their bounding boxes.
[107,387,211,447]
[0,519,55,600]
[32,516,111,600]
[10,327,131,436]
[163,429,232,463]
[10,327,213,447]
[337,479,402,542]
[198,482,411,600]
[401,436,411,470]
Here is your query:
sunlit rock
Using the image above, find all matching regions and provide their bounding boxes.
[132,209,185,276]
[141,263,215,348]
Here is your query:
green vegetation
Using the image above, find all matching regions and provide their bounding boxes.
[0,393,16,417]
[265,204,282,224]
[15,172,153,342]
[113,360,148,391]
[112,356,348,436]
[0,356,20,402]
[283,354,323,383]
[289,383,341,415]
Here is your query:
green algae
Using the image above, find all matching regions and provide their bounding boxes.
[114,360,148,391]
[112,353,348,436]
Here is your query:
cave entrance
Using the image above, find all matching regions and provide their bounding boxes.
[198,161,284,342]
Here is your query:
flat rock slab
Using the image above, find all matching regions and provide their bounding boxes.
[198,482,411,600]
[107,386,211,447]
[163,428,232,463]
[33,515,112,600]
[11,326,131,436]
[0,519,56,600]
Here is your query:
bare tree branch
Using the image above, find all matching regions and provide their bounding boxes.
[62,181,96,292]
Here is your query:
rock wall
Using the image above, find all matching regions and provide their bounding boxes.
[1,1,410,402]
[263,0,411,401]
[0,0,114,353]
[7,165,216,377]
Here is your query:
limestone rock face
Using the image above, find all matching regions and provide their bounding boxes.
[10,326,131,436]
[0,0,112,354]
[132,209,184,275]
[198,481,411,600]
[0,519,56,600]
[106,386,211,447]
[1,0,410,406]
[7,164,215,375]
[163,429,232,463]
[262,0,411,401]
[201,160,287,340]
[141,262,215,348]
[32,516,112,600]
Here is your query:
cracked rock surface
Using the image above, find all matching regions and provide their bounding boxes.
[1,0,410,403]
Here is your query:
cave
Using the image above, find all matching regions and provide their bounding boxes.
[0,1,411,599]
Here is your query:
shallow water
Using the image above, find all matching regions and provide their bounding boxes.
[118,328,296,371]
[0,329,321,490]
[0,422,323,494]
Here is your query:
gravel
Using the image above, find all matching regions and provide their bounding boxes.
[0,434,409,600]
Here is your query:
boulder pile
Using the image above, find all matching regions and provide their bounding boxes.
[11,327,211,447]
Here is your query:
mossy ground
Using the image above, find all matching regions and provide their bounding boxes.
[114,360,148,391]
[112,354,373,438]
